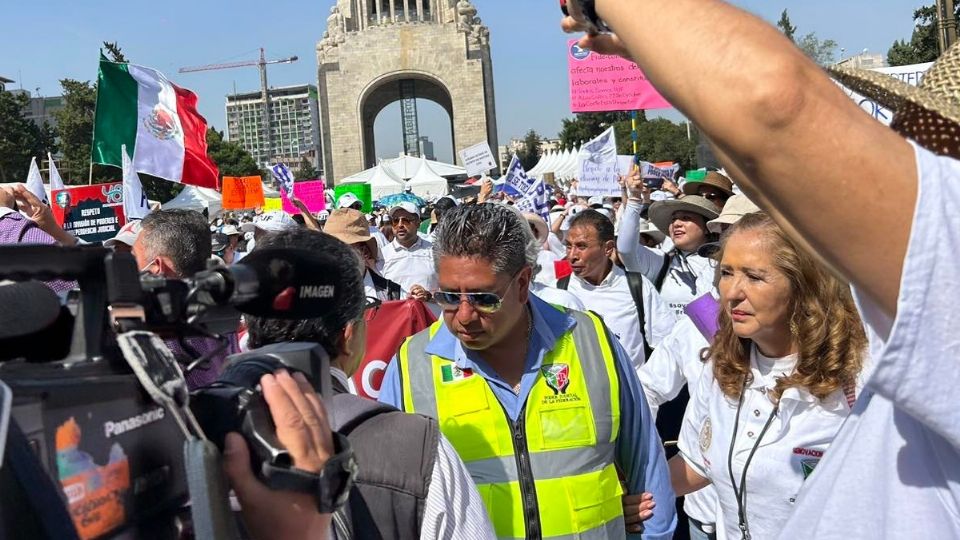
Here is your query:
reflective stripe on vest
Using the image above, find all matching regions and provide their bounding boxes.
[398,308,624,539]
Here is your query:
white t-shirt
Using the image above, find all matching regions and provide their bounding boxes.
[529,282,585,311]
[381,237,438,293]
[534,249,560,286]
[561,265,676,368]
[679,347,855,540]
[779,142,960,539]
[638,315,717,525]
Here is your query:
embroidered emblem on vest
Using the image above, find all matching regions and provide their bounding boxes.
[541,364,571,395]
[441,365,473,383]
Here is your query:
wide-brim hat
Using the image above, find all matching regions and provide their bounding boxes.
[522,212,549,243]
[682,171,735,197]
[324,208,378,258]
[829,42,960,158]
[648,195,720,235]
[637,219,666,244]
[707,194,761,234]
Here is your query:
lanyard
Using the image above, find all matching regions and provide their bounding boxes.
[727,380,779,540]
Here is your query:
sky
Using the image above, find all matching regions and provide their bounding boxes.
[2,0,923,167]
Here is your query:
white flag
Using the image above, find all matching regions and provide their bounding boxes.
[122,144,150,220]
[577,127,620,197]
[25,157,49,205]
[48,153,65,191]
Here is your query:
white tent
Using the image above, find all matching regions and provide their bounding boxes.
[385,153,466,179]
[162,185,223,216]
[406,157,449,198]
[341,162,404,200]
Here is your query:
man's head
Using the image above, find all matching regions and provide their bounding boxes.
[566,210,615,286]
[134,210,211,278]
[240,211,298,242]
[245,228,367,375]
[432,204,538,352]
[337,192,364,211]
[389,202,421,247]
[433,196,458,226]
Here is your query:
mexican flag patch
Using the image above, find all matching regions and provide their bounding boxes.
[441,365,474,383]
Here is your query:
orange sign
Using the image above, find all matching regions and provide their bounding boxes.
[222,176,266,210]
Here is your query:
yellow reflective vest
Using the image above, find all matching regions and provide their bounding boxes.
[397,308,625,539]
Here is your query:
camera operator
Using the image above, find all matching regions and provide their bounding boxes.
[133,209,239,388]
[245,228,495,539]
[222,369,337,540]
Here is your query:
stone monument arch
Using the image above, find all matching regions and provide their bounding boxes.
[316,0,499,182]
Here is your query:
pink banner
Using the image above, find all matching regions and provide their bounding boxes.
[281,180,327,214]
[567,39,672,112]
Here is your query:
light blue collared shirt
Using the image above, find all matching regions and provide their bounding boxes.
[379,294,677,539]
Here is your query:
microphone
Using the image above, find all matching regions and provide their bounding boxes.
[193,248,347,320]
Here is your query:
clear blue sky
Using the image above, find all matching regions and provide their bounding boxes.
[2,0,922,165]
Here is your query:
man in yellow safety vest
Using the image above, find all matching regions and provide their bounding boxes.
[379,203,676,539]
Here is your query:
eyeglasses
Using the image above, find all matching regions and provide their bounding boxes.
[434,273,520,314]
[391,216,417,225]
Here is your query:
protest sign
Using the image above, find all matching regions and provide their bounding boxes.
[504,155,550,221]
[262,198,282,212]
[281,180,327,214]
[334,183,372,213]
[836,62,932,126]
[52,183,126,243]
[577,127,621,197]
[349,300,435,399]
[222,176,265,210]
[568,39,671,112]
[458,141,497,177]
[641,161,680,180]
[617,155,636,176]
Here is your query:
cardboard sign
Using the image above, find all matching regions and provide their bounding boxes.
[52,183,127,244]
[280,180,327,215]
[568,39,671,112]
[222,176,265,210]
[335,183,373,213]
[348,300,436,399]
[262,198,282,212]
[458,141,497,177]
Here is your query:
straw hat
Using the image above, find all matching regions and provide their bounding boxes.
[829,42,960,158]
[323,208,378,258]
[682,171,734,197]
[523,212,549,243]
[648,195,720,235]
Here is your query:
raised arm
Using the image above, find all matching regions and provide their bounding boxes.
[617,172,666,279]
[565,0,916,316]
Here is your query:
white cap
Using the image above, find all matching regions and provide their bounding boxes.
[220,224,241,237]
[240,211,297,233]
[588,196,604,208]
[337,193,362,209]
[104,220,142,248]
[388,201,419,218]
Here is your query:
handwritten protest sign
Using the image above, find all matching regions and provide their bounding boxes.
[52,183,126,243]
[262,198,282,212]
[568,40,671,112]
[281,180,327,215]
[222,176,265,210]
[458,142,497,177]
[577,127,621,197]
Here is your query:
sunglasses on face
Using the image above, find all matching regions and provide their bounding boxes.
[391,216,417,225]
[433,291,505,314]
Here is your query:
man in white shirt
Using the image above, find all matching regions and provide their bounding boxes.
[558,209,676,368]
[381,201,437,298]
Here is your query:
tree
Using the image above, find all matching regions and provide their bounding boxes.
[0,90,58,182]
[516,129,543,171]
[102,42,127,63]
[53,78,103,184]
[797,33,839,65]
[886,4,955,66]
[206,128,262,177]
[558,112,637,151]
[297,157,320,180]
[557,111,697,170]
[777,9,797,43]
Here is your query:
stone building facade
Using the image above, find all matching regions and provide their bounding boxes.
[316,0,499,182]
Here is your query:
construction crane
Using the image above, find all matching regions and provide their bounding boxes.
[179,48,298,165]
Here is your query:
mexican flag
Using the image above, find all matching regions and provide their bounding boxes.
[91,56,219,189]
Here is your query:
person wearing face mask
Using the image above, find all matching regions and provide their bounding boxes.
[323,208,405,302]
[670,213,867,539]
[619,171,720,317]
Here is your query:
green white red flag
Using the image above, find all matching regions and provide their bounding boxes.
[91,55,219,189]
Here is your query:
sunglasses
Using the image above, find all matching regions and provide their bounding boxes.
[701,191,728,201]
[434,273,521,314]
[391,216,417,225]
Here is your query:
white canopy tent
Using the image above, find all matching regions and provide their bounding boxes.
[341,162,405,200]
[530,147,580,182]
[384,153,466,179]
[162,185,223,216]
[405,157,449,198]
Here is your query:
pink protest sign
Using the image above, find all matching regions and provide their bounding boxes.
[281,180,327,214]
[567,39,672,112]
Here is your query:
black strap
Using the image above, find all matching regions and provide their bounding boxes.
[653,252,672,291]
[624,271,653,358]
[557,275,570,290]
[369,271,403,301]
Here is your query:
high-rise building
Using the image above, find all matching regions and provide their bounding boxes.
[226,84,322,174]
[417,136,436,161]
[0,76,13,92]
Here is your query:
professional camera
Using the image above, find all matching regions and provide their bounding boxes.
[0,244,354,539]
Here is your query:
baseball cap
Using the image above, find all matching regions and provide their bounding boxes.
[337,193,363,210]
[239,211,298,233]
[388,201,420,218]
[104,220,142,248]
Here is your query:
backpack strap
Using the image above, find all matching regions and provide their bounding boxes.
[653,252,672,291]
[557,275,571,290]
[624,271,653,358]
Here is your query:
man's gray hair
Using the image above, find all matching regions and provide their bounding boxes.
[140,209,211,277]
[432,203,540,276]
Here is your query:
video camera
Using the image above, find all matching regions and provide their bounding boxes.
[0,244,348,539]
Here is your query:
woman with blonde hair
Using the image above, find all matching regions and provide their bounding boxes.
[670,212,866,539]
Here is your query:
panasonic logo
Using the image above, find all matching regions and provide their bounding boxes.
[104,407,165,438]
[300,285,335,299]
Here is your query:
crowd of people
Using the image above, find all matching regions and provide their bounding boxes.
[1,0,958,538]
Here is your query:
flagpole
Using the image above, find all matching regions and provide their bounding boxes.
[88,162,93,185]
